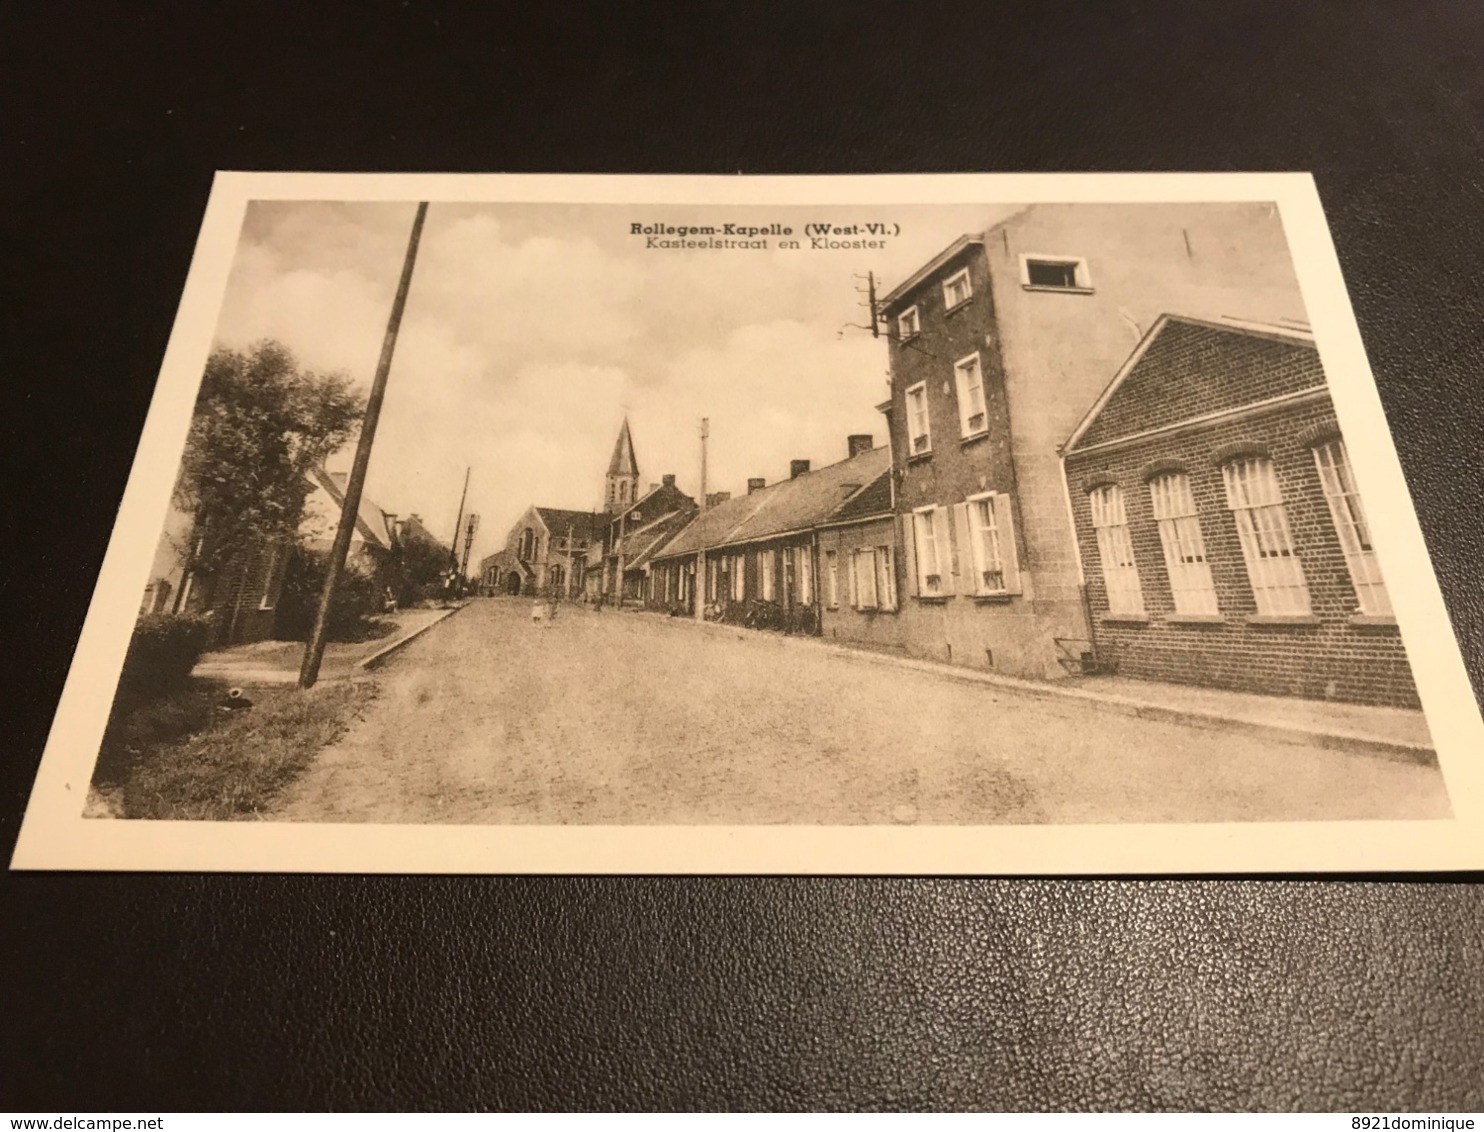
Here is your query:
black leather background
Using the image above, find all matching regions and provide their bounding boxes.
[2,1,1481,1111]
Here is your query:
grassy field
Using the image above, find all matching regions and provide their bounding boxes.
[91,678,379,820]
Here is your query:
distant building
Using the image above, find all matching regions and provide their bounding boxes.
[813,436,901,650]
[481,506,605,597]
[876,202,1309,679]
[139,467,399,648]
[1062,314,1416,707]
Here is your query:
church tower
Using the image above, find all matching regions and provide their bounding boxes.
[604,417,640,514]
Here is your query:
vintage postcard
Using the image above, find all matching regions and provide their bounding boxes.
[12,172,1484,873]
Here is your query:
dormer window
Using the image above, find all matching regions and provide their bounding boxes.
[942,267,973,310]
[897,305,920,340]
[1020,254,1093,292]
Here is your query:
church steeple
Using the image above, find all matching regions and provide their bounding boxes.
[604,417,640,514]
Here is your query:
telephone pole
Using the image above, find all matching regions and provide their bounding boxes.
[694,417,708,621]
[450,466,471,572]
[299,201,428,689]
[460,512,480,578]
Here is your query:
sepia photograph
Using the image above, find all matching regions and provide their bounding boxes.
[11,172,1484,873]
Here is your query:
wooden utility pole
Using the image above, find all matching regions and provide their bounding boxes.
[566,522,575,600]
[694,417,708,621]
[450,466,471,572]
[299,202,428,688]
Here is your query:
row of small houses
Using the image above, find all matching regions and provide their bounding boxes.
[485,204,1418,709]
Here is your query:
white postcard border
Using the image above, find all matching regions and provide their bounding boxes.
[12,171,1483,874]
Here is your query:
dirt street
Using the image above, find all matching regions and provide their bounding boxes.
[270,598,1450,825]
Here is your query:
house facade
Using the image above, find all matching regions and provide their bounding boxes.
[482,506,605,597]
[649,438,891,633]
[140,467,399,648]
[814,461,902,651]
[877,202,1309,680]
[1062,315,1416,708]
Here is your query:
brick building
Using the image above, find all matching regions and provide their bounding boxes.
[814,444,902,650]
[482,505,605,597]
[1061,314,1416,707]
[649,437,890,631]
[876,202,1309,679]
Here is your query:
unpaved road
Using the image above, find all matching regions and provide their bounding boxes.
[270,598,1450,825]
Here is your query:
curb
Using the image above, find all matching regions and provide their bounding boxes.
[651,611,1436,765]
[357,602,469,671]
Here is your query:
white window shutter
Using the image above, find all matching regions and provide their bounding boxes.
[993,493,1022,595]
[901,513,919,598]
[951,503,975,595]
[940,506,958,596]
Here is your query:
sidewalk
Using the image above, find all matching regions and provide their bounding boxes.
[191,604,467,686]
[645,609,1436,763]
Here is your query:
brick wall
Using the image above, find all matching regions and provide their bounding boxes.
[818,518,905,651]
[1078,321,1325,447]
[1065,395,1419,708]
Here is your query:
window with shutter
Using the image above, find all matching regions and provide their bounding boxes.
[954,353,988,437]
[913,507,944,596]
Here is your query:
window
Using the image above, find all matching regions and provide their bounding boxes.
[898,305,920,339]
[942,267,972,309]
[905,382,931,455]
[1313,439,1391,615]
[782,547,797,605]
[874,546,898,612]
[519,527,535,561]
[851,549,878,609]
[825,550,839,609]
[1222,456,1310,615]
[257,546,279,610]
[799,545,813,605]
[1148,472,1219,615]
[1020,255,1092,291]
[912,507,946,596]
[730,554,745,602]
[760,549,776,601]
[1089,485,1144,615]
[954,352,988,438]
[706,557,719,602]
[967,496,1006,593]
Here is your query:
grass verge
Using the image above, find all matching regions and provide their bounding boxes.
[91,678,379,820]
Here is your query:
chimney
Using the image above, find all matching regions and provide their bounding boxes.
[662,474,676,487]
[747,477,766,494]
[706,491,731,507]
[847,434,874,458]
[790,459,811,479]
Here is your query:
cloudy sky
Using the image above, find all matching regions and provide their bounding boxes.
[212,199,1010,564]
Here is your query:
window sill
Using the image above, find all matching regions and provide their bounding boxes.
[1245,614,1320,627]
[959,430,990,447]
[971,592,1016,604]
[906,449,934,465]
[1100,613,1149,626]
[915,594,950,604]
[944,299,972,316]
[1165,613,1226,625]
[1349,613,1398,628]
[899,332,920,344]
[1021,285,1095,295]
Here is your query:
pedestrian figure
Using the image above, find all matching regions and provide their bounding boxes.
[531,599,546,626]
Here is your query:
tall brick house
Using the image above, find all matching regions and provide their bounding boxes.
[876,203,1309,679]
[1061,314,1417,707]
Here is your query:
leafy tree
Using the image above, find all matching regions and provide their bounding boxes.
[390,529,453,605]
[175,341,364,573]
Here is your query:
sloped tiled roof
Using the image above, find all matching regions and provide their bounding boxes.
[535,508,606,543]
[824,468,893,525]
[307,468,394,550]
[655,446,891,560]
[621,509,694,572]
